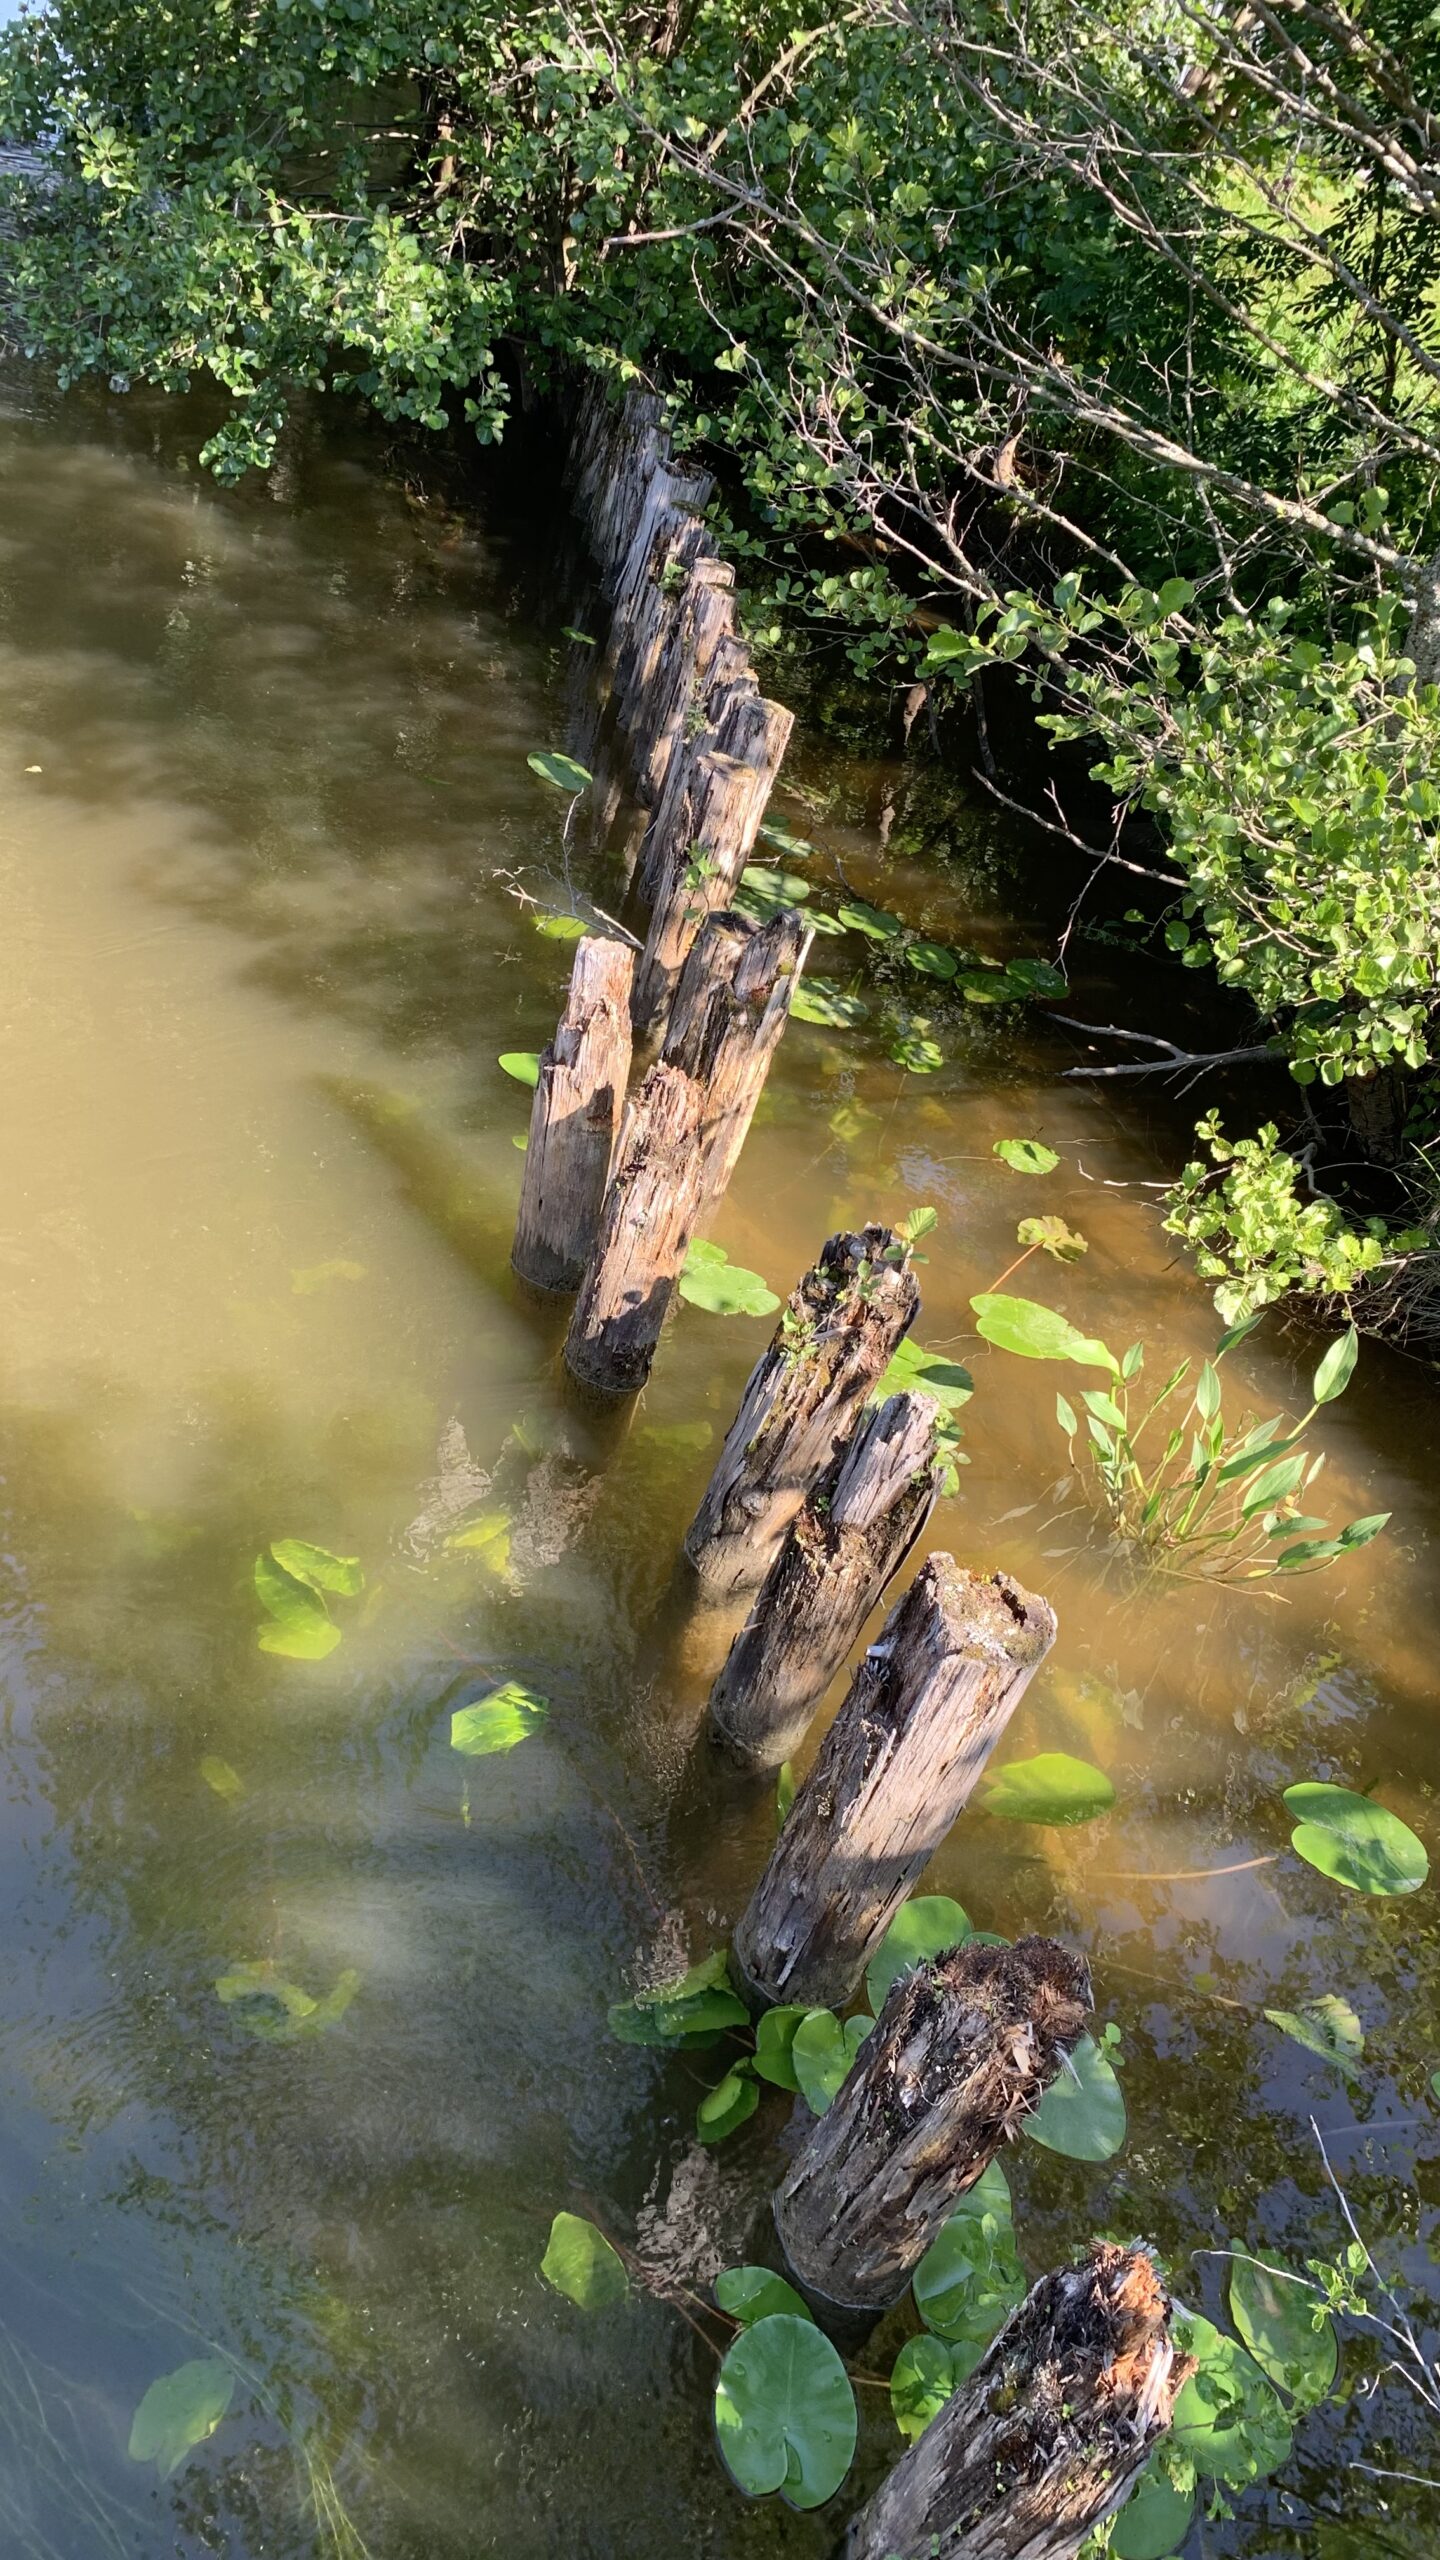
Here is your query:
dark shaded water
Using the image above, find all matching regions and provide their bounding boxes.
[0,364,1432,2560]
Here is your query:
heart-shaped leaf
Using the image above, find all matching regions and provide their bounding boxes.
[254,1552,340,1659]
[527,750,592,793]
[905,940,958,979]
[716,2267,813,2327]
[541,2212,627,2307]
[791,979,868,1028]
[994,1138,1059,1174]
[874,1338,974,1411]
[752,2004,808,2090]
[792,2009,869,2114]
[697,2067,760,2144]
[1111,2457,1196,2560]
[838,899,905,941]
[533,911,589,939]
[979,1753,1116,1826]
[1284,1783,1428,1895]
[1171,2311,1293,2487]
[866,1895,972,2014]
[1228,2255,1337,2407]
[678,1242,781,1317]
[714,2314,857,2509]
[269,1539,363,1598]
[128,2359,235,2479]
[450,1681,549,1756]
[889,2333,967,2441]
[971,1294,1117,1370]
[888,1023,944,1071]
[1022,2032,1126,2160]
[1017,1214,1087,1262]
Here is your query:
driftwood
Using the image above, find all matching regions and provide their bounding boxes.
[841,2245,1191,2560]
[511,936,634,1292]
[708,1390,942,1768]
[564,1061,705,1395]
[684,1228,919,1600]
[776,1937,1092,2310]
[662,907,810,1208]
[734,1559,1057,2011]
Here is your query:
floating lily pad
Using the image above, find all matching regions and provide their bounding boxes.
[1229,2255,1337,2407]
[889,2333,967,2441]
[541,2211,628,2307]
[678,1240,780,1317]
[450,1681,549,1756]
[269,1539,362,1598]
[888,1023,943,1071]
[866,1895,972,2014]
[980,1753,1116,1826]
[994,1138,1059,1174]
[792,2009,869,2114]
[1017,1214,1088,1262]
[790,979,869,1028]
[697,2067,759,2144]
[527,750,592,793]
[874,1338,974,1411]
[1172,2310,1293,2487]
[1284,1783,1428,1896]
[533,911,588,939]
[499,1051,542,1087]
[1264,1992,1364,2078]
[906,940,959,979]
[912,2173,1025,2362]
[716,2267,813,2327]
[971,1293,1116,1370]
[254,1551,342,1660]
[838,899,905,941]
[1111,2458,1196,2560]
[714,2314,857,2509]
[128,2359,235,2479]
[1022,2032,1126,2160]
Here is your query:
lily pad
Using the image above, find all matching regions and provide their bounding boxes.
[1228,2255,1337,2407]
[1111,2458,1196,2560]
[1172,2310,1293,2487]
[1005,957,1068,999]
[128,2359,235,2479]
[874,1338,974,1412]
[1264,1993,1364,2078]
[906,940,958,979]
[254,1551,341,1660]
[697,2067,760,2144]
[714,2313,857,2509]
[792,2009,869,2114]
[269,1539,362,1598]
[866,1895,972,2014]
[1283,1783,1428,1896]
[888,1023,943,1072]
[1022,2032,1126,2160]
[979,1753,1116,1826]
[889,2333,966,2441]
[541,2211,628,2307]
[447,1508,512,1573]
[752,2004,808,2091]
[609,1950,750,2047]
[450,1681,549,1756]
[678,1240,780,1317]
[994,1138,1059,1174]
[498,1051,542,1088]
[790,979,868,1028]
[533,911,588,939]
[838,899,905,941]
[912,2177,1025,2362]
[527,750,592,793]
[1017,1214,1088,1262]
[716,2267,813,2327]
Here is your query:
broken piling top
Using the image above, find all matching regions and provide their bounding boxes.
[841,2242,1193,2560]
[777,1935,1093,2315]
[683,1223,921,1599]
[735,1556,1058,2013]
[511,934,634,1295]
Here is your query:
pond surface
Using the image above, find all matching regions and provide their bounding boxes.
[0,362,1434,2560]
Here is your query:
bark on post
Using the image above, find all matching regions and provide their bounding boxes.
[776,1937,1092,2311]
[631,750,770,1034]
[511,937,635,1293]
[564,1061,705,1395]
[733,1559,1057,2011]
[634,560,736,805]
[662,906,810,1205]
[708,1391,943,1768]
[684,1228,920,1599]
[635,692,794,949]
[840,2245,1190,2560]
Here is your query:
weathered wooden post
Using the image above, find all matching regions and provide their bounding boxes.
[776,1937,1091,2310]
[684,1228,920,1599]
[631,709,795,1032]
[841,2245,1190,2560]
[662,906,810,1206]
[634,560,736,805]
[634,681,787,913]
[708,1391,942,1768]
[733,1559,1057,2010]
[563,1061,705,1394]
[511,937,635,1292]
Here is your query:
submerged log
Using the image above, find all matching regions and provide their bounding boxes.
[684,1227,919,1599]
[662,906,809,1206]
[776,1937,1092,2311]
[733,1559,1056,2011]
[708,1390,943,1768]
[841,2244,1190,2560]
[564,1061,705,1395]
[511,937,635,1293]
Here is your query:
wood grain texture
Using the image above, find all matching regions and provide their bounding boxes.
[564,1060,705,1394]
[512,937,635,1292]
[662,905,810,1207]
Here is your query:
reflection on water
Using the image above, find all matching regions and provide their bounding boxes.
[0,365,1433,2558]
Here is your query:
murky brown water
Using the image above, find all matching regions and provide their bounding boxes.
[0,362,1433,2560]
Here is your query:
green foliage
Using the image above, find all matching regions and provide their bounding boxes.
[751,2004,806,2091]
[1283,1782,1428,1895]
[1171,2311,1294,2489]
[873,1338,974,1411]
[791,2009,869,2115]
[697,2066,759,2144]
[1109,2458,1195,2560]
[889,2333,968,2442]
[1022,2030,1126,2161]
[540,2213,628,2309]
[1263,1994,1365,2079]
[128,2359,235,2478]
[678,1239,780,1317]
[1228,2257,1338,2410]
[994,1139,1059,1175]
[715,2268,812,2328]
[971,1294,1115,1370]
[214,1961,361,2043]
[450,1681,549,1756]
[527,751,591,794]
[254,1540,364,1658]
[1017,1215,1087,1263]
[1165,1117,1394,1324]
[608,1949,748,2048]
[498,1052,541,1088]
[911,2169,1025,2364]
[979,1753,1116,1826]
[789,978,868,1028]
[714,2315,856,2509]
[865,1896,972,2014]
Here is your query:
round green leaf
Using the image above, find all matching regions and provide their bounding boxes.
[792,2009,869,2114]
[1111,2459,1195,2560]
[678,1244,781,1317]
[889,1023,944,1071]
[714,2314,857,2509]
[269,1539,363,1597]
[716,2267,813,2328]
[253,1551,340,1658]
[866,1896,972,2014]
[1228,2256,1337,2407]
[874,1339,974,1411]
[838,899,905,941]
[979,1753,1116,1826]
[906,940,958,979]
[533,911,589,939]
[527,750,591,793]
[540,2211,628,2308]
[1263,1993,1363,2079]
[1004,957,1068,998]
[912,2183,1024,2358]
[970,1293,1116,1370]
[697,2067,759,2145]
[994,1139,1059,1174]
[740,861,812,905]
[790,979,868,1028]
[1284,1784,1428,1896]
[1172,2311,1293,2487]
[450,1681,549,1756]
[958,970,1017,1005]
[128,2359,235,2479]
[890,2333,965,2441]
[499,1051,541,1087]
[752,2004,808,2090]
[1022,2033,1126,2160]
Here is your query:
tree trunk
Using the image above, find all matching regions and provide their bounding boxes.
[662,905,810,1208]
[511,936,635,1292]
[776,1937,1092,2310]
[709,1390,942,1768]
[1405,543,1440,694]
[684,1227,920,1599]
[734,1559,1057,2011]
[564,1060,705,1394]
[840,2245,1191,2560]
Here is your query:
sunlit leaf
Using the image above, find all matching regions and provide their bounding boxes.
[756,821,818,860]
[1017,1214,1087,1262]
[450,1681,550,1756]
[775,1761,796,1829]
[866,1895,972,2014]
[714,2314,857,2509]
[1172,2311,1293,2488]
[541,2211,627,2307]
[874,1337,974,1411]
[1229,2256,1337,2407]
[1264,1993,1364,2078]
[888,1023,944,1071]
[791,978,868,1027]
[1111,2458,1196,2560]
[958,969,1019,1004]
[971,1294,1117,1370]
[906,940,958,979]
[792,2009,869,2114]
[994,1138,1059,1174]
[499,1051,541,1087]
[1312,1325,1358,1405]
[609,1950,749,2047]
[979,1752,1116,1826]
[838,899,905,941]
[269,1539,362,1598]
[698,2067,760,2144]
[1004,957,1068,998]
[254,1552,340,1659]
[214,1959,359,2043]
[890,2333,966,2441]
[561,627,595,646]
[447,1508,512,1572]
[129,2360,235,2479]
[752,2004,808,2090]
[527,750,592,793]
[1022,2032,1126,2159]
[533,911,588,939]
[912,2171,1024,2362]
[716,2267,813,2327]
[737,862,812,921]
[1284,1783,1428,1895]
[678,1241,780,1316]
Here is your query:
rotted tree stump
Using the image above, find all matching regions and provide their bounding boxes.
[684,1228,920,1600]
[776,1937,1092,2312]
[733,1559,1057,2011]
[511,936,635,1293]
[563,1061,705,1395]
[708,1390,943,1769]
[662,906,810,1207]
[840,2244,1191,2560]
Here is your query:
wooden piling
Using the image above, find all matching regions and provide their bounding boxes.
[776,1937,1092,2311]
[708,1390,943,1769]
[733,1559,1057,2011]
[840,2245,1190,2560]
[511,937,635,1293]
[661,906,809,1206]
[563,1060,706,1395]
[684,1227,920,1600]
[630,750,769,1034]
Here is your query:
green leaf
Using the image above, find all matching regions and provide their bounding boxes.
[533,911,588,939]
[993,1138,1059,1174]
[874,1337,974,1411]
[979,1753,1116,1826]
[1284,1783,1428,1895]
[1240,1454,1307,1517]
[269,1539,363,1598]
[499,1051,541,1087]
[450,1681,550,1757]
[1022,2033,1126,2160]
[756,822,818,861]
[199,1755,243,1800]
[890,2333,966,2441]
[213,1959,358,2042]
[899,1204,939,1245]
[1172,2311,1293,2487]
[698,2067,760,2144]
[1017,1214,1087,1262]
[128,2360,235,2479]
[736,863,811,927]
[790,978,868,1027]
[678,1242,781,1317]
[714,2314,857,2509]
[1111,2458,1196,2560]
[716,2267,813,2327]
[1004,957,1068,998]
[906,940,958,979]
[561,626,595,646]
[971,1294,1117,1370]
[609,1951,750,2046]
[838,899,905,941]
[1228,2256,1337,2407]
[912,2177,1024,2360]
[752,2004,808,2090]
[889,1024,944,1071]
[254,1552,340,1659]
[1056,1391,1078,1435]
[1312,1325,1358,1404]
[1264,1994,1364,2079]
[447,1508,512,1572]
[527,750,592,793]
[775,1761,796,1829]
[866,1895,972,2014]
[540,2212,627,2308]
[792,2009,870,2114]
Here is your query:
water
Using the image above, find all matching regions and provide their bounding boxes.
[0,361,1433,2560]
